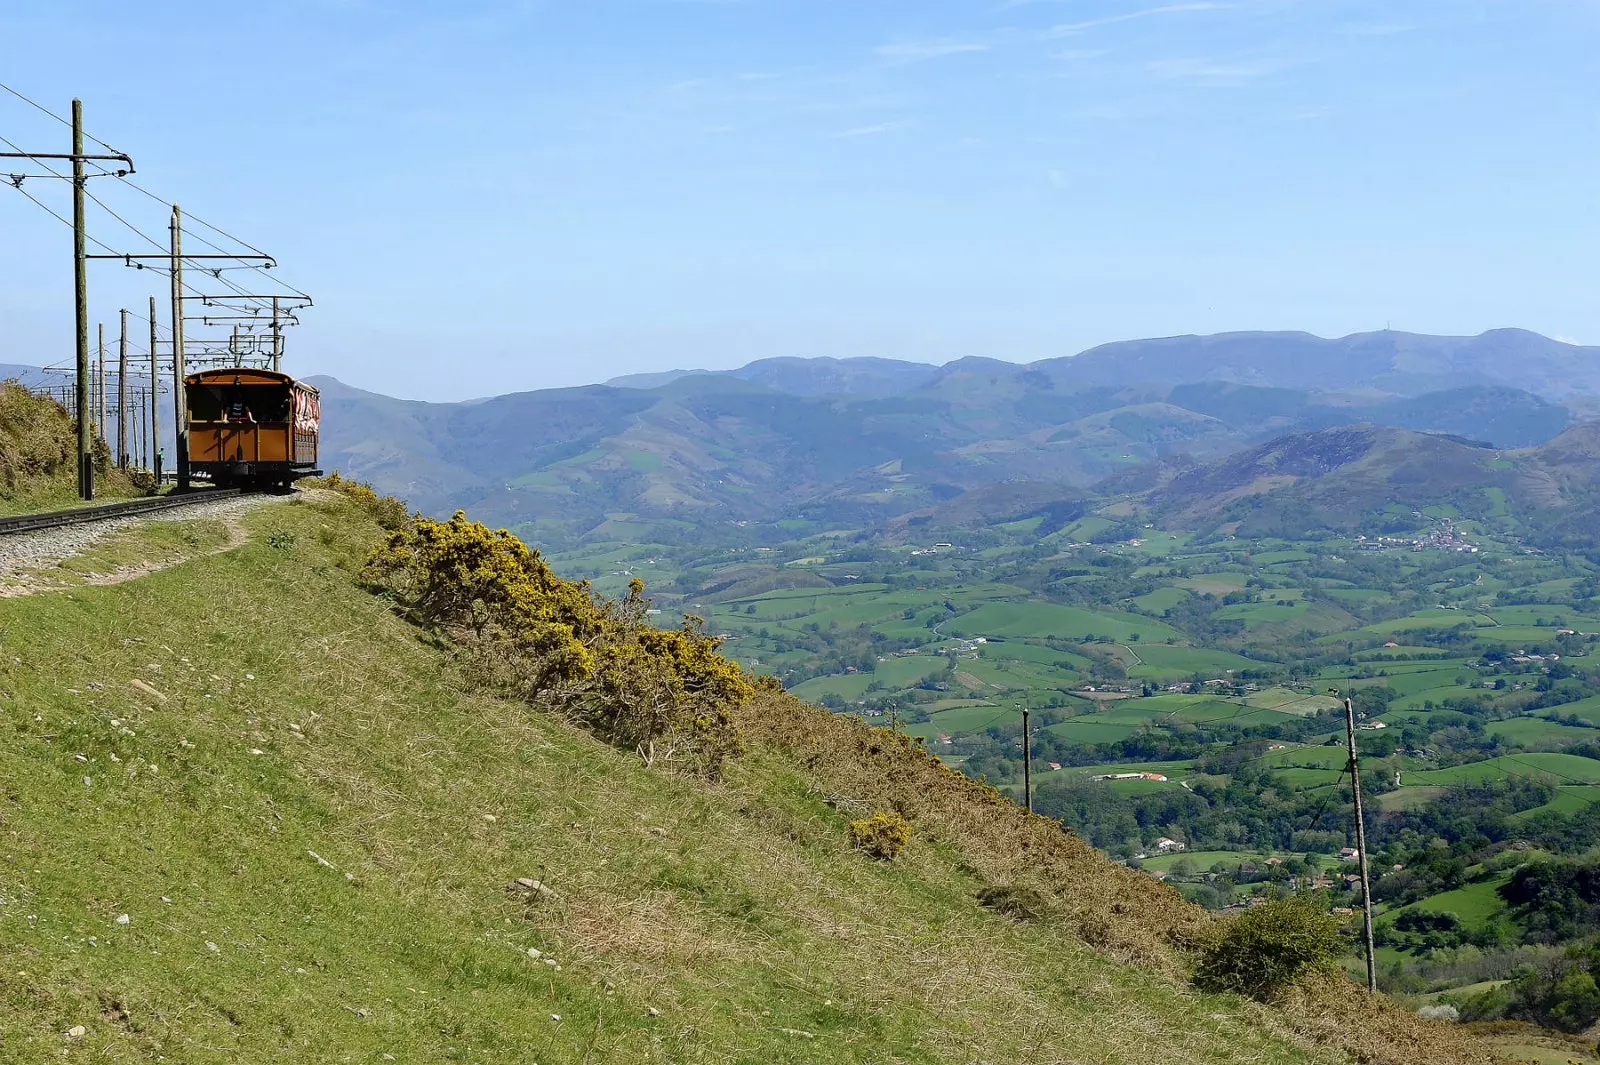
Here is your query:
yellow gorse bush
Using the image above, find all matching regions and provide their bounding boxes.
[847,811,911,861]
[321,472,410,529]
[362,511,752,777]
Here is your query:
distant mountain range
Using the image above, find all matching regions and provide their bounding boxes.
[1141,421,1600,537]
[606,328,1600,400]
[307,328,1600,545]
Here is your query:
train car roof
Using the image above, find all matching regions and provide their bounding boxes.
[184,367,318,392]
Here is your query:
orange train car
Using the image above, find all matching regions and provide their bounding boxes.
[183,368,321,489]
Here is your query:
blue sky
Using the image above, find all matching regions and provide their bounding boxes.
[1,1,1596,400]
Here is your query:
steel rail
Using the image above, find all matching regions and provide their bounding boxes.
[0,488,242,537]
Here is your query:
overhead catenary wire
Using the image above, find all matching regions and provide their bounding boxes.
[0,80,123,154]
[6,166,292,321]
[1,80,311,302]
[5,179,246,303]
[100,175,312,301]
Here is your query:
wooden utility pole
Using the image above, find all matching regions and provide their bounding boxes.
[117,308,128,468]
[72,101,92,497]
[1344,697,1378,992]
[96,322,105,447]
[170,206,188,490]
[1022,704,1033,814]
[148,295,159,480]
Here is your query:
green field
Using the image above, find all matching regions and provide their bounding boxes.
[946,602,1183,643]
[1261,745,1348,770]
[1246,688,1341,714]
[1545,695,1600,725]
[1058,760,1197,779]
[1131,586,1190,613]
[1125,644,1269,680]
[1381,666,1473,697]
[1510,786,1600,821]
[1361,610,1496,637]
[903,703,1010,740]
[1485,716,1599,749]
[1140,849,1295,873]
[979,640,1092,669]
[1381,875,1511,933]
[1403,752,1600,785]
[1376,786,1449,812]
[1273,767,1344,789]
[1391,685,1484,710]
[1043,717,1148,744]
[789,672,877,703]
[1214,598,1352,633]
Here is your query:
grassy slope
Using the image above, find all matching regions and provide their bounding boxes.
[0,494,1489,1064]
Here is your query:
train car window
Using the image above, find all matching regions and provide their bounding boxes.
[190,383,293,422]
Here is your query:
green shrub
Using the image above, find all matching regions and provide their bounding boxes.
[848,811,910,861]
[1193,896,1343,1001]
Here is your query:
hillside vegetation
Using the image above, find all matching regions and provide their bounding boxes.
[0,487,1491,1063]
[0,381,144,513]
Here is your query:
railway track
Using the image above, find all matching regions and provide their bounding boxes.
[0,489,244,537]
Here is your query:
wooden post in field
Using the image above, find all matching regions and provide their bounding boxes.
[1344,696,1378,992]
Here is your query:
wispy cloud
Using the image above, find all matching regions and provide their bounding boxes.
[875,39,990,63]
[1339,22,1414,37]
[831,121,909,138]
[1145,55,1296,85]
[1044,2,1229,37]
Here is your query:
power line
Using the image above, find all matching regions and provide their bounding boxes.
[0,79,123,155]
[107,179,312,302]
[101,175,312,301]
[82,184,165,251]
[1,80,310,301]
[6,179,127,257]
[110,176,272,258]
[4,188,231,314]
